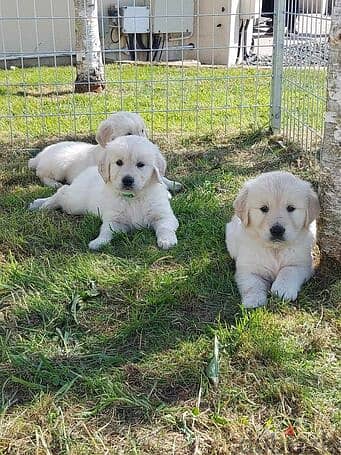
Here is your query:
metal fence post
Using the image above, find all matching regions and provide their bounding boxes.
[271,0,286,133]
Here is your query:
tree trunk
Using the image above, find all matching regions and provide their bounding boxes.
[74,0,105,93]
[319,0,341,263]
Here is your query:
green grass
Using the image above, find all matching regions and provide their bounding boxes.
[0,62,289,147]
[0,63,326,148]
[0,127,340,454]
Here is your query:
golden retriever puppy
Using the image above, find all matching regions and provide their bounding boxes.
[29,136,179,251]
[225,171,319,308]
[28,111,181,192]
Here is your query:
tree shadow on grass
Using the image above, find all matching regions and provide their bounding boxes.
[15,89,73,98]
[172,138,317,182]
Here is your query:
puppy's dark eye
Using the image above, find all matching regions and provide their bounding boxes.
[287,205,295,212]
[116,159,123,166]
[260,205,269,213]
[126,132,132,136]
[136,162,145,168]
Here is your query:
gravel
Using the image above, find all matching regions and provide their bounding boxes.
[247,37,329,67]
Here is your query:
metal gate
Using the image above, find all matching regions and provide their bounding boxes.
[271,0,331,152]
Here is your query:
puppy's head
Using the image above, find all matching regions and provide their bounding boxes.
[234,171,319,245]
[98,135,165,194]
[96,111,147,147]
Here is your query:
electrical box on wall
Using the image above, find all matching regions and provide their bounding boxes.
[120,6,150,34]
[152,0,194,34]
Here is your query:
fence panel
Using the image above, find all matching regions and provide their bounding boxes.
[0,1,331,151]
[280,0,332,152]
[0,1,273,149]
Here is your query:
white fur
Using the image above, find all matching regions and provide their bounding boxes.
[28,111,182,192]
[225,171,320,308]
[28,141,99,188]
[29,136,179,251]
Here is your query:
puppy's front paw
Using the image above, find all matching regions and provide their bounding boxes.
[157,233,177,250]
[271,281,298,301]
[242,292,267,309]
[88,238,109,251]
[52,182,63,189]
[172,181,182,192]
[28,198,46,211]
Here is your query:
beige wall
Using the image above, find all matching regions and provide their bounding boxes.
[193,0,240,65]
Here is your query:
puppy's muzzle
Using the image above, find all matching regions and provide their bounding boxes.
[270,223,285,241]
[122,175,134,189]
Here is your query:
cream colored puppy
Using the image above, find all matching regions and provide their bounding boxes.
[28,111,181,192]
[225,171,319,308]
[29,136,179,251]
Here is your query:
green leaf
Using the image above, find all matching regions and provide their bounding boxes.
[212,414,229,426]
[192,406,200,416]
[70,294,82,325]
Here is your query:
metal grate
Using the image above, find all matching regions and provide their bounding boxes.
[0,0,331,151]
[279,0,331,152]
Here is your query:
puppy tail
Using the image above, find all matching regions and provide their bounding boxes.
[28,156,38,169]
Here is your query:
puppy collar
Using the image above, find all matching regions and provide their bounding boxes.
[121,191,135,199]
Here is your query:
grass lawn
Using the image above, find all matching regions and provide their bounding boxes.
[0,64,340,454]
[0,63,272,145]
[0,63,326,147]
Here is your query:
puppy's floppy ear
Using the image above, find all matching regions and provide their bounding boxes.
[96,119,114,148]
[98,151,111,184]
[155,151,166,176]
[153,165,164,184]
[305,185,320,226]
[234,185,249,226]
[152,145,167,183]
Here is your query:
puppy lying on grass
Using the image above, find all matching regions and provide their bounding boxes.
[28,111,181,192]
[225,171,319,308]
[29,136,179,251]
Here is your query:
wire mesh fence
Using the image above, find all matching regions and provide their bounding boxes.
[0,0,332,151]
[281,0,331,152]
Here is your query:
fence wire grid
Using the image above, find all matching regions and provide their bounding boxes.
[0,0,332,151]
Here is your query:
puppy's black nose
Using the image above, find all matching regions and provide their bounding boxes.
[270,224,285,239]
[122,175,134,188]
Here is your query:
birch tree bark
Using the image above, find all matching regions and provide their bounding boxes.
[319,0,341,263]
[74,0,105,93]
